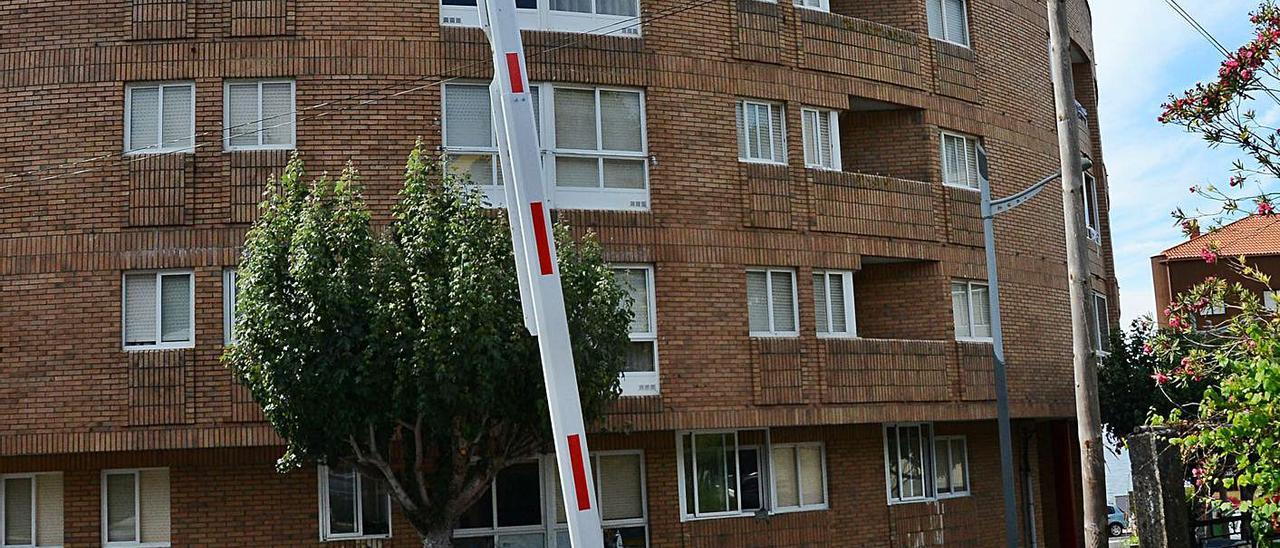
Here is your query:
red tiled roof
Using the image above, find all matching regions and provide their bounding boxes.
[1161,215,1280,259]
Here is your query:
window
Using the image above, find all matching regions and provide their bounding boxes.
[884,425,970,504]
[770,444,827,512]
[441,82,648,211]
[2,473,62,548]
[940,132,980,189]
[800,108,840,170]
[737,100,786,164]
[792,0,828,11]
[1083,172,1101,242]
[223,268,238,345]
[123,271,194,350]
[224,79,296,150]
[926,0,970,47]
[319,466,391,541]
[125,82,194,154]
[1091,292,1111,355]
[677,431,748,519]
[101,469,170,547]
[613,266,659,396]
[813,270,855,338]
[456,452,649,547]
[1265,290,1279,312]
[440,0,642,36]
[933,436,969,498]
[747,269,798,337]
[951,280,991,341]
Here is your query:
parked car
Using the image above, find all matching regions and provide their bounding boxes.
[1108,505,1128,537]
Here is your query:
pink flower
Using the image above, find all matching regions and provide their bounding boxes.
[1230,175,1245,187]
[1259,201,1275,215]
[1142,343,1154,355]
[1201,247,1219,264]
[1152,371,1171,385]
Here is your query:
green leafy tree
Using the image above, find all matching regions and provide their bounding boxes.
[1098,319,1211,451]
[224,144,631,547]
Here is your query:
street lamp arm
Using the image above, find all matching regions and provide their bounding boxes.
[988,157,1092,217]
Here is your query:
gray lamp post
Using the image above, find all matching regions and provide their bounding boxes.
[977,142,1091,548]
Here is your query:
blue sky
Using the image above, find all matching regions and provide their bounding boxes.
[1093,1,1263,324]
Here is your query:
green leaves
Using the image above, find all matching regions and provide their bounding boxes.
[223,144,630,534]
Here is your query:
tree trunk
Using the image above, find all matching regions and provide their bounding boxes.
[422,528,453,548]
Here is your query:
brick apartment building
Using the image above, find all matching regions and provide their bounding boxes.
[1152,215,1280,326]
[0,0,1117,546]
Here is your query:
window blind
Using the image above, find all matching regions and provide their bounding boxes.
[597,0,636,16]
[261,82,293,146]
[943,0,968,45]
[926,0,944,39]
[36,474,63,547]
[125,274,158,345]
[445,84,492,148]
[951,282,970,338]
[105,473,137,542]
[161,85,193,150]
[227,83,260,147]
[798,445,824,505]
[746,271,770,332]
[614,269,650,333]
[599,453,643,521]
[554,88,597,150]
[600,90,642,152]
[812,274,829,333]
[555,156,598,188]
[3,477,33,546]
[159,274,191,343]
[770,272,795,332]
[772,447,799,508]
[602,159,644,189]
[735,102,748,159]
[139,469,171,544]
[827,274,846,333]
[550,0,591,13]
[970,284,991,338]
[129,87,160,151]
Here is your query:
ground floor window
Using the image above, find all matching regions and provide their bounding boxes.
[318,466,391,541]
[101,468,170,547]
[2,473,63,547]
[454,451,649,547]
[676,430,828,520]
[883,424,970,504]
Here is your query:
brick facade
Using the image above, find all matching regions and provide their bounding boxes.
[0,0,1114,545]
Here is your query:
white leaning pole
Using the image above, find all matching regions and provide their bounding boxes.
[479,0,606,546]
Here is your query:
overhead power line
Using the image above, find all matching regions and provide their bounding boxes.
[0,0,718,190]
[1164,0,1280,107]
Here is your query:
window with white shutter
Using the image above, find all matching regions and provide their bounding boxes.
[813,270,856,337]
[951,280,991,341]
[612,266,659,396]
[125,83,194,154]
[771,443,827,512]
[792,0,828,11]
[2,473,63,548]
[224,79,296,150]
[747,269,798,337]
[442,83,646,211]
[123,271,195,350]
[926,0,970,46]
[737,100,787,164]
[940,132,980,190]
[801,108,840,170]
[1092,292,1111,355]
[319,466,392,541]
[441,0,642,35]
[101,469,170,547]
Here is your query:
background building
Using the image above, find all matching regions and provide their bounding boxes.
[1152,214,1280,326]
[0,0,1115,546]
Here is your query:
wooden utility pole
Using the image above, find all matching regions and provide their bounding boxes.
[1046,1,1109,546]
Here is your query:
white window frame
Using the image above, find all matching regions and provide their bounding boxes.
[122,270,196,351]
[441,81,509,206]
[440,0,643,36]
[747,268,800,338]
[952,279,992,343]
[1265,290,1280,312]
[927,0,971,47]
[223,268,238,346]
[768,443,829,514]
[883,423,935,505]
[676,430,748,521]
[441,82,650,212]
[0,474,37,548]
[932,435,970,499]
[223,79,297,151]
[737,100,787,165]
[100,468,169,548]
[317,466,393,542]
[813,270,856,338]
[792,0,829,12]
[801,107,841,171]
[940,131,980,191]
[124,82,196,155]
[1083,172,1102,243]
[1092,292,1111,356]
[613,265,659,397]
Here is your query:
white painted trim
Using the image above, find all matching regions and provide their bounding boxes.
[767,442,830,513]
[791,0,829,12]
[223,79,297,151]
[951,279,991,342]
[676,430,756,522]
[813,270,857,338]
[737,100,787,165]
[933,435,971,499]
[883,423,939,505]
[940,130,981,191]
[123,82,196,155]
[100,468,169,548]
[440,1,643,36]
[122,270,196,351]
[317,465,393,542]
[929,0,971,47]
[0,473,38,548]
[612,264,660,397]
[800,107,841,171]
[222,268,237,346]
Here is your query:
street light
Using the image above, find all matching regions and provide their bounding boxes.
[977,143,1092,548]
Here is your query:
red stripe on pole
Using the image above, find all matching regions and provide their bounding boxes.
[567,434,591,511]
[530,201,553,275]
[505,52,524,93]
